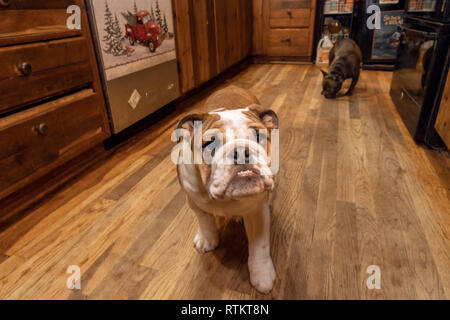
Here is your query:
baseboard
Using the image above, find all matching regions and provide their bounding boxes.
[362,64,395,71]
[253,56,313,64]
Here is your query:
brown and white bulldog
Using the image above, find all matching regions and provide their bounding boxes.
[174,86,278,294]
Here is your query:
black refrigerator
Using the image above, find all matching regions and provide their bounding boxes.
[355,0,407,70]
[390,0,450,150]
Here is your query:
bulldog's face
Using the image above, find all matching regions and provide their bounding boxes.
[177,105,278,200]
[321,70,342,99]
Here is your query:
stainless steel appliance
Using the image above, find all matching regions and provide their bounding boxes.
[86,0,180,134]
[390,2,450,149]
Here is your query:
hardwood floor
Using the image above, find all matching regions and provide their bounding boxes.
[0,64,449,299]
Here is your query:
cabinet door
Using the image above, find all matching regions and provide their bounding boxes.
[173,0,195,93]
[191,0,218,85]
[174,0,252,93]
[173,0,218,93]
[214,0,252,73]
[436,71,450,147]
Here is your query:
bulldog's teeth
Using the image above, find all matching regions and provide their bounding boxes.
[237,170,255,177]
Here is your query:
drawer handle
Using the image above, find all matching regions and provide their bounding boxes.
[281,37,291,43]
[0,0,10,7]
[287,10,292,17]
[32,123,48,136]
[17,62,32,76]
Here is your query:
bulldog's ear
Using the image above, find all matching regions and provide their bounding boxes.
[176,113,204,134]
[259,109,278,129]
[248,104,278,129]
[320,69,328,77]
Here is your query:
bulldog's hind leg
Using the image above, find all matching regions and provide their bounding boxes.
[244,203,276,294]
[188,197,219,253]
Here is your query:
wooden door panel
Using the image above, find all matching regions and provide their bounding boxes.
[214,0,252,73]
[173,0,195,93]
[191,0,218,85]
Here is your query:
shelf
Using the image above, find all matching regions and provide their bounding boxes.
[407,9,436,12]
[324,12,353,16]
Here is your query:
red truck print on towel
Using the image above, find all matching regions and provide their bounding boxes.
[123,10,164,52]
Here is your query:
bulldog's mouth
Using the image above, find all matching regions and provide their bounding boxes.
[207,140,275,200]
[223,166,274,199]
[237,169,258,178]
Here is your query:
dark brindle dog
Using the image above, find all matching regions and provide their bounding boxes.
[321,38,362,99]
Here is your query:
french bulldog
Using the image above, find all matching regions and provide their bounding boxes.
[174,86,278,294]
[321,38,362,99]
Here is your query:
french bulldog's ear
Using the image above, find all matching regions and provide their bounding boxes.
[320,69,328,77]
[248,104,279,129]
[176,113,204,134]
[259,109,279,129]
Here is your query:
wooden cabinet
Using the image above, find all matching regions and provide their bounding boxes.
[253,0,316,61]
[173,0,252,93]
[0,0,110,200]
[0,0,82,46]
[436,71,450,148]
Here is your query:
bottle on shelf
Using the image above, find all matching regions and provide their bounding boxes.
[315,34,334,66]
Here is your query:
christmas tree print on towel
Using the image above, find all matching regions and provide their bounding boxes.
[103,1,126,56]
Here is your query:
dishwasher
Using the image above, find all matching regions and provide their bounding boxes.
[86,0,180,134]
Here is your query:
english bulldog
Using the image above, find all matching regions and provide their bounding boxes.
[174,86,278,294]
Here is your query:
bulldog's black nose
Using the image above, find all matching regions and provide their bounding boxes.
[233,147,250,165]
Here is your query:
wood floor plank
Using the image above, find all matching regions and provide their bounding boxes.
[332,201,360,299]
[0,253,9,264]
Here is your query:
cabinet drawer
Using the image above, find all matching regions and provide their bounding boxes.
[270,8,310,28]
[0,0,81,46]
[0,37,93,115]
[270,0,312,9]
[0,89,109,196]
[267,29,310,56]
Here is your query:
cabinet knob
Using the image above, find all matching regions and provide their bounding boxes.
[17,62,32,76]
[32,123,48,136]
[0,0,10,8]
[287,10,292,17]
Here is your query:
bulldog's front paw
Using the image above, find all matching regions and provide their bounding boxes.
[249,258,276,294]
[194,232,219,253]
